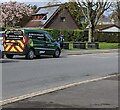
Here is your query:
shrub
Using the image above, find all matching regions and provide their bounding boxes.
[44,29,85,42]
[94,32,119,43]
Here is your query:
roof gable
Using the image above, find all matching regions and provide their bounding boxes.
[33,6,60,25]
[45,7,79,29]
[98,15,111,24]
[25,4,79,29]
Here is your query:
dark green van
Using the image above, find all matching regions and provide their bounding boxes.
[4,29,61,59]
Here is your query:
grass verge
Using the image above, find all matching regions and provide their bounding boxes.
[66,42,119,50]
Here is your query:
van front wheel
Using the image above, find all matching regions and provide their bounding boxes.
[26,49,34,59]
[53,49,60,58]
[6,54,14,59]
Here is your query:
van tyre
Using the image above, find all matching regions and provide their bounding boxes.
[2,53,4,58]
[26,49,34,60]
[53,49,60,58]
[36,55,40,59]
[6,54,14,59]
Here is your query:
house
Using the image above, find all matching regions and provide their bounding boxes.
[25,4,79,30]
[96,14,120,31]
[94,24,120,43]
[98,15,112,25]
[96,24,120,32]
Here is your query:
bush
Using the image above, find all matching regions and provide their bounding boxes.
[94,32,119,43]
[44,29,85,42]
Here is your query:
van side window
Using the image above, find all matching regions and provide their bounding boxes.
[28,32,46,41]
[45,33,52,41]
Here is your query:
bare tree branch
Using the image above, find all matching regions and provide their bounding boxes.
[76,0,112,42]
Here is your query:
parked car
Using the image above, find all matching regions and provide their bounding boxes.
[0,31,4,58]
[4,29,61,59]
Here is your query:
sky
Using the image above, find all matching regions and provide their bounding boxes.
[0,0,116,3]
[0,0,114,16]
[0,0,69,6]
[0,0,116,6]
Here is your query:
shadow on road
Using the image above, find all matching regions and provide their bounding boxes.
[0,59,19,63]
[0,55,66,63]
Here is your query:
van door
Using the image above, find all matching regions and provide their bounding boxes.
[4,30,25,53]
[44,33,56,55]
[28,32,47,55]
[28,32,56,55]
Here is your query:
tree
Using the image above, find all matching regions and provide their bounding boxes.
[116,1,120,26]
[0,1,35,27]
[65,2,87,29]
[76,0,112,42]
[109,1,120,26]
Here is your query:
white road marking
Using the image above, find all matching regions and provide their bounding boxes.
[0,74,119,106]
[71,52,117,56]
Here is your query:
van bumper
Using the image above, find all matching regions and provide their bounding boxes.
[3,51,25,55]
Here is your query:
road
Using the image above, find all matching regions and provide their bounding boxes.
[2,52,118,100]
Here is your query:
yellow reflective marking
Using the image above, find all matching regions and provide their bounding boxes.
[11,40,15,43]
[16,46,23,52]
[5,46,11,51]
[11,47,16,52]
[5,40,24,52]
[17,40,24,48]
[5,40,10,42]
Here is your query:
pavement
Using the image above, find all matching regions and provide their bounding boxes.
[63,49,118,56]
[2,74,120,109]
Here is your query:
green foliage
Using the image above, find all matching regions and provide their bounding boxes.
[65,42,118,50]
[94,32,119,43]
[43,29,85,42]
[65,2,87,29]
[99,42,118,49]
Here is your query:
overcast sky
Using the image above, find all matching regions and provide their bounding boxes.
[0,0,69,7]
[0,0,54,2]
[0,0,68,3]
[0,0,116,4]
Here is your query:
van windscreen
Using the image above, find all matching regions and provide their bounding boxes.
[5,30,23,40]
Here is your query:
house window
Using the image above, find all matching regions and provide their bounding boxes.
[60,17,66,22]
[34,16,36,20]
[80,16,85,22]
[38,16,40,20]
[33,15,41,20]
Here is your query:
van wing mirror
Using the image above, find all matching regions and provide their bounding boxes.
[51,39,56,42]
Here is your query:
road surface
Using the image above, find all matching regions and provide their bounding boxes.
[2,52,118,100]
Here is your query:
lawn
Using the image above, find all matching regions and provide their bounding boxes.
[99,42,119,49]
[67,42,119,50]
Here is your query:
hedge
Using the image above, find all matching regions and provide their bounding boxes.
[43,29,85,42]
[2,27,119,43]
[94,32,120,43]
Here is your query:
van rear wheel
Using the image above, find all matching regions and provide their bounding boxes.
[26,49,34,60]
[6,54,14,59]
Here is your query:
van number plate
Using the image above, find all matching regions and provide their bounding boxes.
[39,51,45,54]
[5,42,13,45]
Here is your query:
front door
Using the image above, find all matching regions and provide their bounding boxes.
[44,33,56,55]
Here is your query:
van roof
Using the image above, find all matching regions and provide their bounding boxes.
[0,31,5,33]
[5,28,49,34]
[24,29,48,33]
